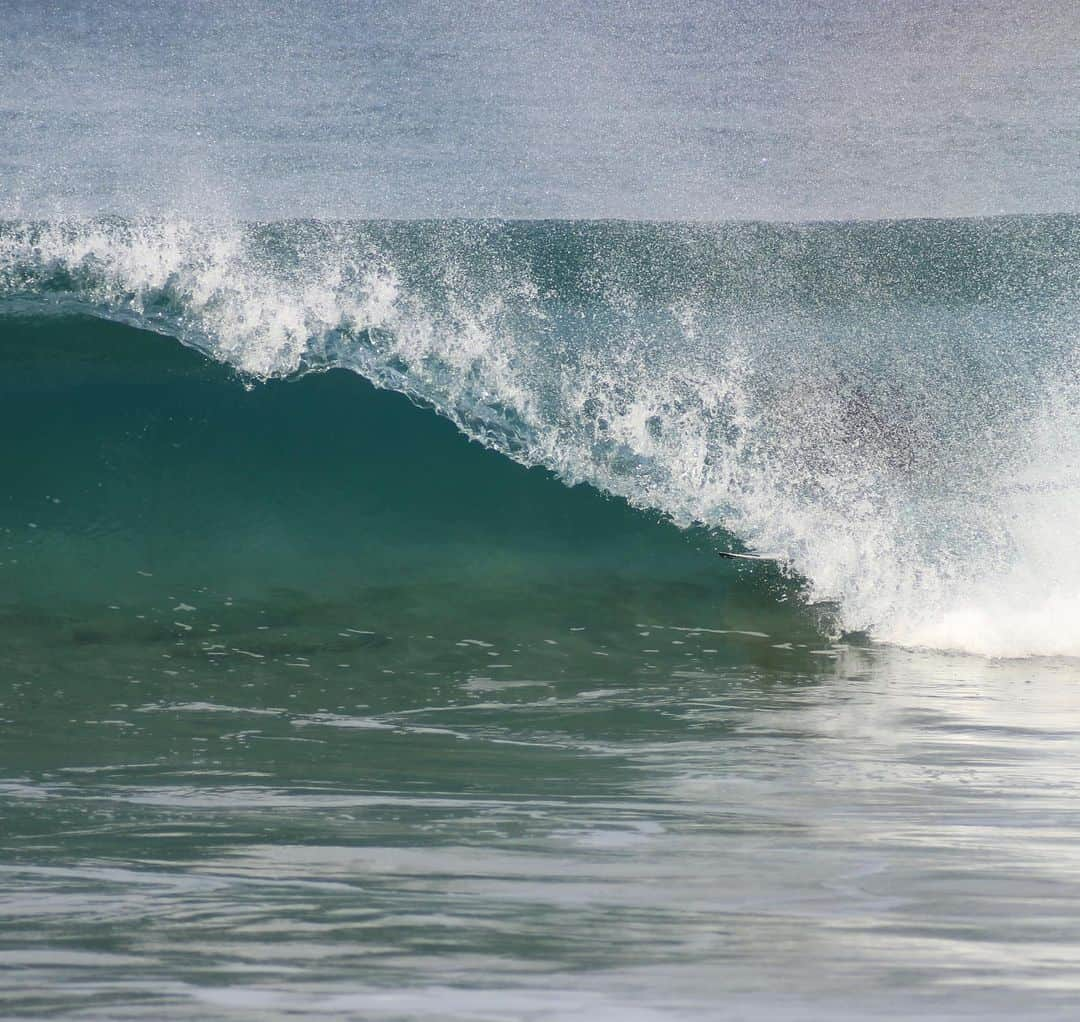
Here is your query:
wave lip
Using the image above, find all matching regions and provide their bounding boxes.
[2,214,1079,659]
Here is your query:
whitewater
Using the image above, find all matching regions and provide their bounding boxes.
[3,214,1078,657]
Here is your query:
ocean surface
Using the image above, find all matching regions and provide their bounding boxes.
[3,3,1080,1020]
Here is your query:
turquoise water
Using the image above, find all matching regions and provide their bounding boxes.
[2,214,1080,1019]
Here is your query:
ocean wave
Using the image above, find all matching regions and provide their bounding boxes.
[2,215,1078,658]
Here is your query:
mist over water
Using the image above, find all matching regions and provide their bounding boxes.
[3,3,1080,1020]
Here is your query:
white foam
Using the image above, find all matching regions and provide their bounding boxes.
[878,379,1080,658]
[4,216,1078,659]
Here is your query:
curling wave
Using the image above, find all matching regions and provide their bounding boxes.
[1,215,1078,657]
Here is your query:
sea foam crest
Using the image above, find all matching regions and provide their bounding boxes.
[0,218,399,375]
[1,216,1078,659]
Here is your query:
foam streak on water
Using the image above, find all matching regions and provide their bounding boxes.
[2,215,1079,657]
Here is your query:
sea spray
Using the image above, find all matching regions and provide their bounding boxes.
[2,214,1078,657]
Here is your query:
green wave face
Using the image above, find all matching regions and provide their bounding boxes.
[2,215,1079,656]
[0,312,810,653]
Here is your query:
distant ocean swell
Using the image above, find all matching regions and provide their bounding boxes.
[1,215,1078,658]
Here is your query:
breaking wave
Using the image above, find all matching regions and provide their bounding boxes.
[2,214,1078,657]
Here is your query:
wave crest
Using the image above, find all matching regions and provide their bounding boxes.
[2,215,1079,657]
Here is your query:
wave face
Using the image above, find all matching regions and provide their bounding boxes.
[2,215,1079,657]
